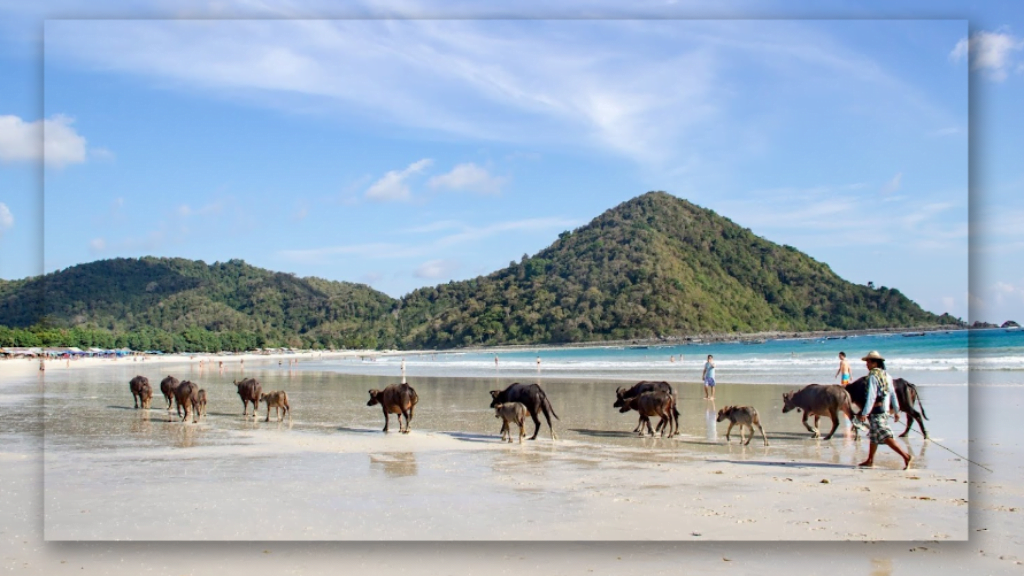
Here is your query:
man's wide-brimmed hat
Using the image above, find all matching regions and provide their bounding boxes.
[861,350,885,361]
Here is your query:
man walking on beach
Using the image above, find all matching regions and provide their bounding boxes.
[835,351,851,386]
[702,354,716,400]
[856,351,912,470]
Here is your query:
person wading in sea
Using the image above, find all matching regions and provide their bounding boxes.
[856,350,913,469]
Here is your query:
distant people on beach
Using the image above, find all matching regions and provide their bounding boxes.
[536,356,541,370]
[835,351,851,386]
[494,355,499,369]
[702,354,716,400]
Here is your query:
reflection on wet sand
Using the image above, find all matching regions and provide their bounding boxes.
[369,452,418,477]
[705,401,718,442]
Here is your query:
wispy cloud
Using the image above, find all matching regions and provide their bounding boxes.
[414,258,460,279]
[43,20,947,168]
[277,216,578,263]
[0,203,13,236]
[950,30,1024,82]
[428,163,507,195]
[365,158,433,202]
[881,172,902,195]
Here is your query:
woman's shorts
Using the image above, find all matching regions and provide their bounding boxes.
[868,413,894,444]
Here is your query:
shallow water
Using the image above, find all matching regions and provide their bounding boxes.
[38,362,968,540]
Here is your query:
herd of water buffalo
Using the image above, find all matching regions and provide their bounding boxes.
[127,374,929,444]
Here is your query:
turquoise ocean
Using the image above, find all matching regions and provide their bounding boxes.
[299,328,1023,387]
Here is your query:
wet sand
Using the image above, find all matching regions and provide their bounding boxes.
[1,359,1021,572]
[27,361,967,540]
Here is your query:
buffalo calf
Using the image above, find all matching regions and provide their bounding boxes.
[260,390,291,422]
[494,402,528,443]
[716,405,768,446]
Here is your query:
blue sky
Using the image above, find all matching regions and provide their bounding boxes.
[0,1,1021,325]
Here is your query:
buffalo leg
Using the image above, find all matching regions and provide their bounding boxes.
[529,411,542,440]
[633,417,643,433]
[802,413,819,438]
[517,420,525,443]
[757,422,769,446]
[382,410,390,432]
[725,422,734,442]
[823,410,840,440]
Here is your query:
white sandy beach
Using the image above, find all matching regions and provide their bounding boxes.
[2,356,1021,573]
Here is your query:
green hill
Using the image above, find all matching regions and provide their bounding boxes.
[0,192,961,351]
[0,257,397,350]
[395,192,958,348]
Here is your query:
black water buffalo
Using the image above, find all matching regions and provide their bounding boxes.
[618,391,676,437]
[845,376,929,438]
[174,380,200,423]
[129,375,149,409]
[233,378,262,417]
[781,384,855,440]
[717,405,769,446]
[160,375,179,410]
[367,383,418,433]
[613,381,680,435]
[490,383,559,440]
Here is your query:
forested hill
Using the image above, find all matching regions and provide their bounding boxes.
[395,192,958,348]
[0,257,398,350]
[0,192,960,351]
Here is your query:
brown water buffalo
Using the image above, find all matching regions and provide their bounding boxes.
[260,390,291,422]
[845,376,929,438]
[137,380,154,410]
[160,375,179,410]
[618,391,677,437]
[494,402,528,443]
[129,375,149,409]
[781,384,855,440]
[613,381,680,434]
[717,405,768,446]
[367,383,418,433]
[490,383,559,440]
[174,380,200,423]
[233,378,262,417]
[196,389,207,419]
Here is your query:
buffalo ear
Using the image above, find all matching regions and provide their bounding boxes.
[490,390,500,398]
[368,389,378,396]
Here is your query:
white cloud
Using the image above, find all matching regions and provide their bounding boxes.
[0,203,13,236]
[413,259,460,279]
[950,31,1024,82]
[177,200,226,218]
[0,115,39,163]
[880,172,902,195]
[0,114,95,168]
[44,114,89,168]
[89,237,107,253]
[428,163,507,195]
[365,158,433,202]
[277,216,577,263]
